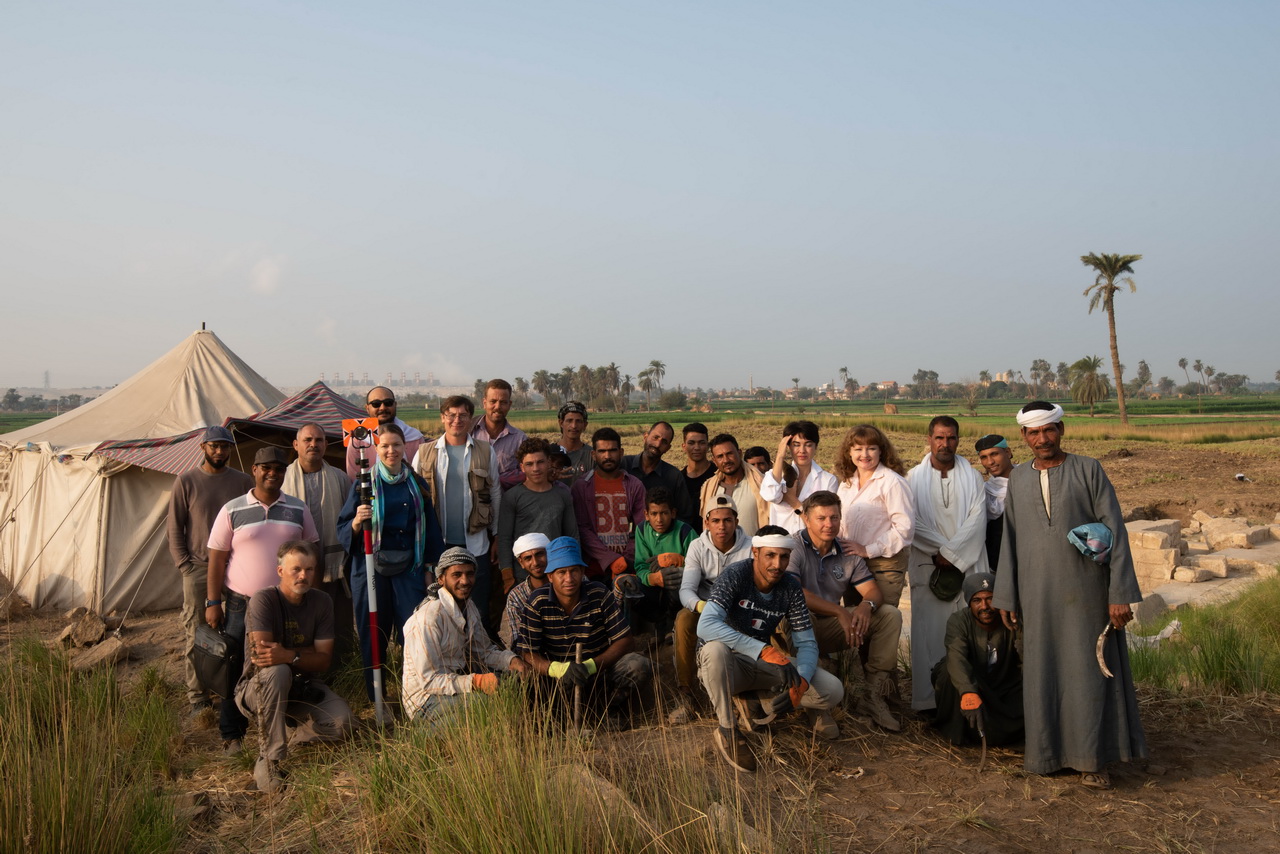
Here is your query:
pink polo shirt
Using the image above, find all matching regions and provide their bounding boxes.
[207,490,319,597]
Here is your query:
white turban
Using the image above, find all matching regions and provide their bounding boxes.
[1016,403,1064,429]
[751,534,797,550]
[513,532,551,557]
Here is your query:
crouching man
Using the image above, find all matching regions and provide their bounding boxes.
[236,541,353,793]
[931,572,1023,748]
[402,547,529,722]
[697,526,844,773]
[518,537,652,720]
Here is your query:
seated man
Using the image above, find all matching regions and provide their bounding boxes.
[618,486,697,634]
[402,547,529,721]
[518,537,653,718]
[235,540,353,793]
[671,494,751,723]
[931,572,1023,747]
[500,533,551,651]
[697,526,844,772]
[788,491,904,733]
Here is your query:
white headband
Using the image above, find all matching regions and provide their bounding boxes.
[1017,404,1064,429]
[513,532,551,556]
[751,534,797,550]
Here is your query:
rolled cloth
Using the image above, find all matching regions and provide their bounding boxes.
[975,434,1008,452]
[751,534,797,550]
[513,532,551,557]
[437,546,477,571]
[1016,403,1064,429]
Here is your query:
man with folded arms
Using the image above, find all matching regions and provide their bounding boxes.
[696,526,844,772]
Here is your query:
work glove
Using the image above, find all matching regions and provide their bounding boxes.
[960,692,983,729]
[471,673,499,695]
[609,557,630,577]
[658,564,684,591]
[547,660,592,686]
[614,574,644,600]
[656,553,685,568]
[759,646,802,691]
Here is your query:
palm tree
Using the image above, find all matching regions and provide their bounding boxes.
[1178,357,1190,390]
[791,377,800,397]
[647,360,666,393]
[620,373,634,399]
[1082,252,1141,424]
[1204,365,1217,394]
[979,369,991,384]
[604,362,621,393]
[531,370,551,405]
[513,376,529,408]
[637,368,654,410]
[1070,355,1110,417]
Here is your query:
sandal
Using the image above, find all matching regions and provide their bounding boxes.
[1080,771,1111,789]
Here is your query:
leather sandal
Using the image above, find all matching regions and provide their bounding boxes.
[1080,771,1111,789]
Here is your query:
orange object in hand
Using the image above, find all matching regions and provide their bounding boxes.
[788,678,810,708]
[960,692,982,710]
[609,557,629,577]
[656,553,685,568]
[759,646,790,667]
[472,673,500,695]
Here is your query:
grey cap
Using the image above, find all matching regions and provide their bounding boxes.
[203,426,235,444]
[963,572,997,603]
[437,546,478,572]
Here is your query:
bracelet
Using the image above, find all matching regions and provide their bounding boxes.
[204,599,222,608]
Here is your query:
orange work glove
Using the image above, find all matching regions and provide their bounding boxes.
[960,691,983,728]
[759,646,790,667]
[472,673,500,695]
[960,693,982,710]
[609,557,629,577]
[656,553,685,568]
[788,677,811,709]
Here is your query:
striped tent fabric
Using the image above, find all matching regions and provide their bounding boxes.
[94,382,367,476]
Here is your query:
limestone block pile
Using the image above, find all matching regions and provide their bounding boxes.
[1127,512,1280,595]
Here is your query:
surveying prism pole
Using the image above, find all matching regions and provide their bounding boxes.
[343,417,386,727]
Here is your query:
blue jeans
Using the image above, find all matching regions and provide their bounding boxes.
[350,555,428,702]
[218,589,250,740]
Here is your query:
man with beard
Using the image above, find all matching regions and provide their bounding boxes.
[975,434,1015,569]
[622,421,696,529]
[206,447,320,755]
[905,416,988,713]
[699,434,769,537]
[283,423,354,666]
[931,573,1023,748]
[572,427,646,580]
[471,379,529,489]
[500,533,551,651]
[402,547,528,721]
[167,426,253,715]
[345,387,424,481]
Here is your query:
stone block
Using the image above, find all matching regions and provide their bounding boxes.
[1183,543,1210,557]
[1203,518,1252,551]
[1274,511,1280,524]
[1132,593,1167,625]
[71,636,128,672]
[1271,525,1280,541]
[1133,562,1175,582]
[69,613,106,648]
[1246,526,1272,546]
[1193,510,1215,524]
[64,606,88,620]
[1184,520,1202,533]
[1174,567,1215,583]
[1126,520,1181,550]
[1131,547,1179,571]
[1192,556,1229,577]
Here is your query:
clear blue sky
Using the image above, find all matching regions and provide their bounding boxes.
[2,2,1276,392]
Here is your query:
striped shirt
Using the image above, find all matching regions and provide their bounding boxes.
[208,490,319,597]
[517,580,628,663]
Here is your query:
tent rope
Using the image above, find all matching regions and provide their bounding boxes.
[0,453,53,537]
[110,517,168,635]
[0,473,100,608]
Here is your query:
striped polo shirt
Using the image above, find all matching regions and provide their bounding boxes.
[517,580,629,663]
[207,490,319,597]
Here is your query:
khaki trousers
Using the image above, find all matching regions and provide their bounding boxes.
[236,665,353,761]
[866,550,908,609]
[697,641,844,731]
[673,608,700,689]
[181,563,209,705]
[810,604,903,676]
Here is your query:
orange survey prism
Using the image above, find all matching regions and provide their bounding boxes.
[341,417,380,448]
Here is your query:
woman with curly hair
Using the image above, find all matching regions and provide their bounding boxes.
[833,424,914,607]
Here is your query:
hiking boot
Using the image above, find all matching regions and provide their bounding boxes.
[221,738,243,757]
[253,755,287,793]
[809,708,841,740]
[715,727,756,773]
[864,672,901,732]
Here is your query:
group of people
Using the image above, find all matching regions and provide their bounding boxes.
[168,379,1146,791]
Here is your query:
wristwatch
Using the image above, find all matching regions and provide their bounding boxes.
[291,652,301,666]
[204,598,221,608]
[865,600,878,613]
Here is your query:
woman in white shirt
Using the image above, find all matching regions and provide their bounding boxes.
[759,420,838,535]
[833,424,914,607]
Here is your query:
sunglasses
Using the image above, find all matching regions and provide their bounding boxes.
[367,398,396,408]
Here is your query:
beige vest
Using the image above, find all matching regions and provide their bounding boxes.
[416,438,495,534]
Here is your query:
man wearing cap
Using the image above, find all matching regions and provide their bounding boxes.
[167,426,254,715]
[283,423,355,668]
[622,421,697,529]
[402,547,529,721]
[518,537,652,713]
[499,533,551,651]
[974,434,1015,568]
[572,427,647,580]
[205,446,320,755]
[697,526,845,772]
[993,401,1146,788]
[670,494,752,723]
[787,491,903,733]
[556,401,593,487]
[905,415,989,713]
[700,434,769,537]
[345,387,424,481]
[931,572,1023,749]
[471,379,529,490]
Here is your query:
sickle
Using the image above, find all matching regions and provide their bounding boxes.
[1096,624,1114,678]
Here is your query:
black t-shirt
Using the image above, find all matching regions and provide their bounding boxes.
[242,586,335,679]
[683,465,717,533]
[705,557,812,644]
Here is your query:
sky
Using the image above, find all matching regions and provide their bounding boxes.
[2,1,1277,393]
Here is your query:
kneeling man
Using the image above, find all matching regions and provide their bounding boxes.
[236,541,353,793]
[403,547,529,721]
[931,572,1023,748]
[697,526,844,772]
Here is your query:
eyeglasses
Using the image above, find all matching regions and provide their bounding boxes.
[442,412,470,422]
[368,398,396,409]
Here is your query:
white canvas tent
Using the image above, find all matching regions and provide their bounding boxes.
[0,330,284,612]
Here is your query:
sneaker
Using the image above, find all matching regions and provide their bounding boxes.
[221,738,243,757]
[253,755,287,793]
[714,727,756,773]
[809,709,841,740]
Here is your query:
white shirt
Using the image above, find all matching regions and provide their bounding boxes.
[401,587,516,718]
[412,436,502,557]
[680,528,753,611]
[760,461,838,534]
[836,464,915,559]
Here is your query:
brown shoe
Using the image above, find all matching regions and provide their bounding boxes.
[809,709,841,740]
[715,727,756,773]
[864,672,901,732]
[732,695,766,734]
[253,755,287,793]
